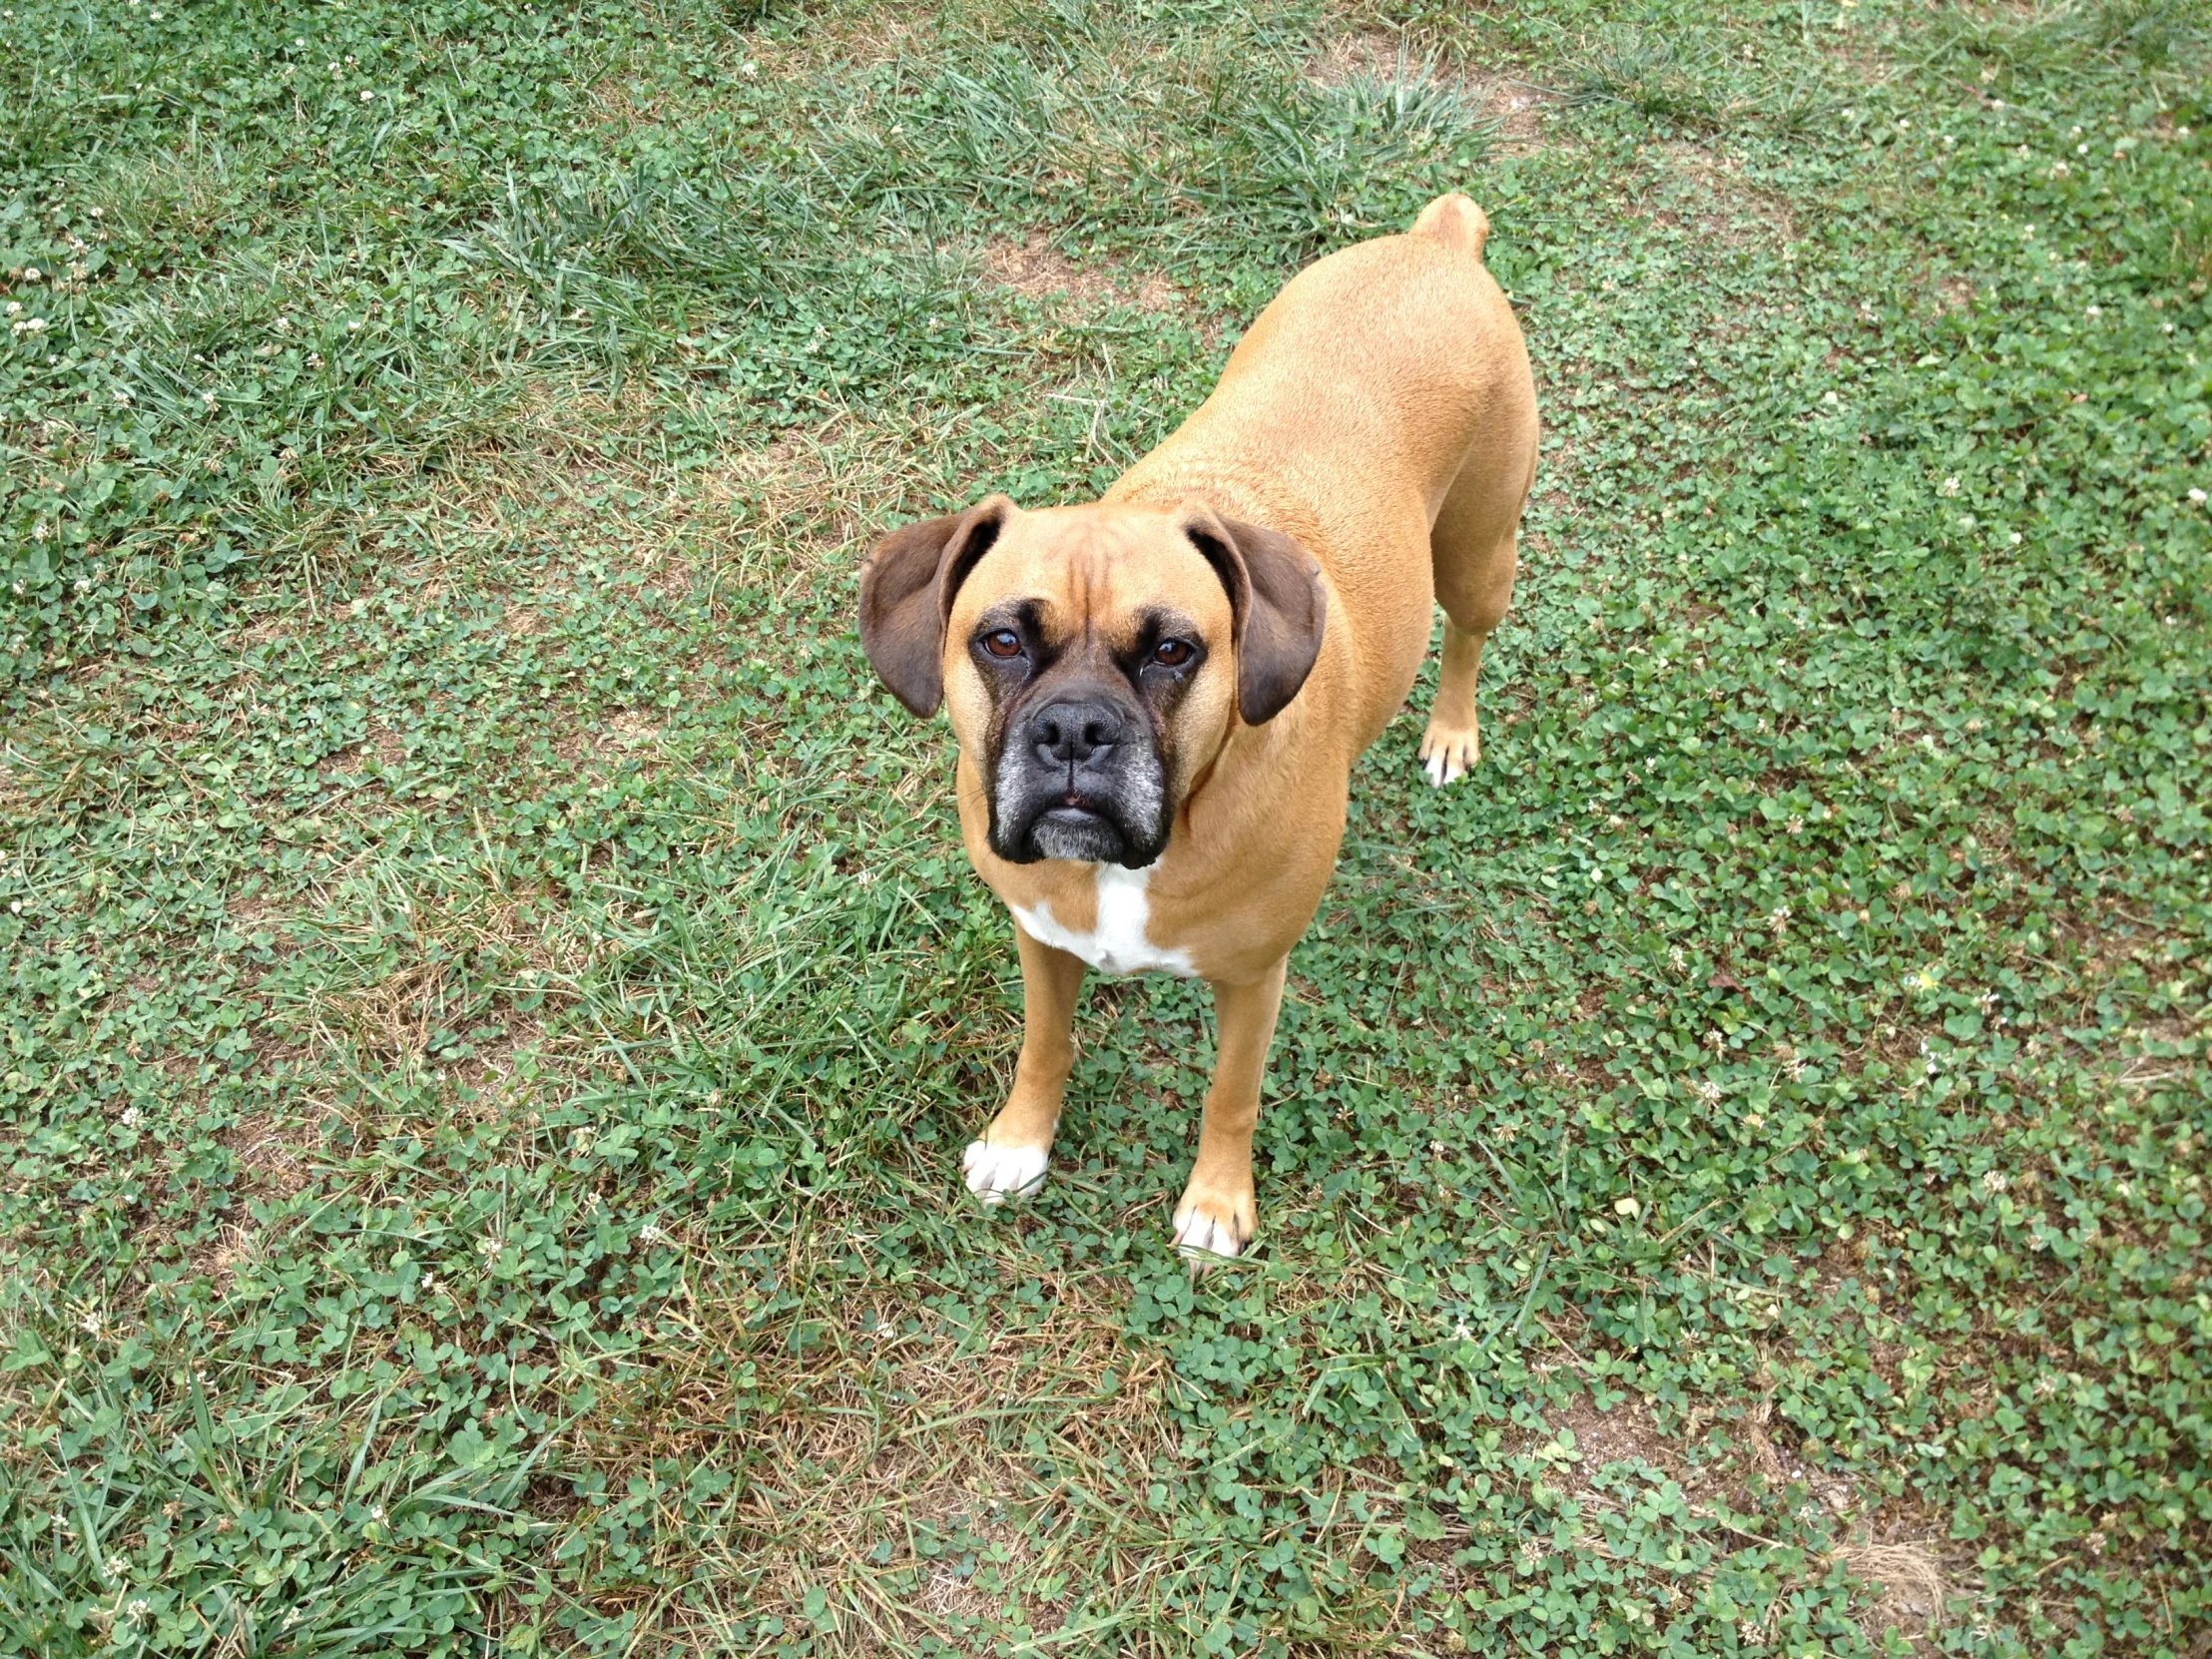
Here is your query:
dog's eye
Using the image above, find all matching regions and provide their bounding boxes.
[980,629,1023,659]
[1152,638,1195,667]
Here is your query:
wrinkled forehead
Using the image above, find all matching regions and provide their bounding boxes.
[949,508,1233,640]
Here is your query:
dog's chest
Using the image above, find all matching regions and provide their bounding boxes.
[1009,864,1197,978]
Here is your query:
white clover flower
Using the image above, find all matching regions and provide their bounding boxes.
[1982,1169,2009,1194]
[120,1107,143,1129]
[2189,488,2207,505]
[2085,304,2100,317]
[1938,476,1960,496]
[360,89,373,102]
[22,267,39,281]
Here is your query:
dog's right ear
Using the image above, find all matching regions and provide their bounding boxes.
[857,496,1014,717]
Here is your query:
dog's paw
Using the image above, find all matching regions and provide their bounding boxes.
[1172,1174,1255,1270]
[962,1140,1049,1206]
[1418,721,1479,788]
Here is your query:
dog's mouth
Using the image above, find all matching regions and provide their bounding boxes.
[1024,798,1133,864]
[990,779,1167,867]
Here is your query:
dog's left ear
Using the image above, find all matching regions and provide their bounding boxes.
[1181,506,1328,725]
[857,495,1015,717]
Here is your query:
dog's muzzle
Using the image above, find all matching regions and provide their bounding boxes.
[989,693,1168,867]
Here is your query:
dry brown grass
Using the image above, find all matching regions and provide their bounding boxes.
[391,379,946,606]
[979,234,1184,314]
[1834,1540,1948,1647]
[550,1267,1182,1649]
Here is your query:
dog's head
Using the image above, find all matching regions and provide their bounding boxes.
[857,497,1327,868]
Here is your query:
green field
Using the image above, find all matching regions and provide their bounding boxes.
[3,0,2208,1653]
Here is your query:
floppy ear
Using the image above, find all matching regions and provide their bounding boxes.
[856,495,1014,717]
[1180,506,1328,725]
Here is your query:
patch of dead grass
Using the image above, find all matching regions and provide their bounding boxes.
[1834,1540,1947,1647]
[1309,28,1564,151]
[221,1113,318,1201]
[979,234,1183,313]
[557,1268,1174,1647]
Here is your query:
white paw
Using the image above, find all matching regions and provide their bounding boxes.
[1417,727,1476,788]
[1172,1205,1244,1263]
[962,1140,1048,1206]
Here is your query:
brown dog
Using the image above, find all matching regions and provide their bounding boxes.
[858,195,1537,1260]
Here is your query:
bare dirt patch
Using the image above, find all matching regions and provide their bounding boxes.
[979,234,1183,313]
[501,598,549,637]
[221,1112,319,1202]
[1654,141,1798,245]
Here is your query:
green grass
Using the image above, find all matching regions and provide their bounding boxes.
[2,0,2208,1653]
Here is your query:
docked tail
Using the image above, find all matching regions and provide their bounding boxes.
[1410,193,1490,259]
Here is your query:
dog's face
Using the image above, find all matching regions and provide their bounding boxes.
[858,497,1327,868]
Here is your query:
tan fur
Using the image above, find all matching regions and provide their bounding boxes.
[889,195,1538,1258]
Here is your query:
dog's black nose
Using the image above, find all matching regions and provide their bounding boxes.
[1031,700,1125,768]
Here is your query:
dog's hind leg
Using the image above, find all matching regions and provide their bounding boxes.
[1419,422,1536,787]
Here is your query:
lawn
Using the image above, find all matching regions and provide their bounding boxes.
[2,0,2208,1653]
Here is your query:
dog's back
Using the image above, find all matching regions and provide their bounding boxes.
[1113,194,1538,750]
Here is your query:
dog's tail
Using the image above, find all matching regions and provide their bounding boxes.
[1410,193,1490,259]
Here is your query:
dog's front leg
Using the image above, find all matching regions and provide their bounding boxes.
[1174,955,1288,1264]
[963,925,1086,1205]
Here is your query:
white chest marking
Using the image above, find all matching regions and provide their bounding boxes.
[1010,863,1197,978]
